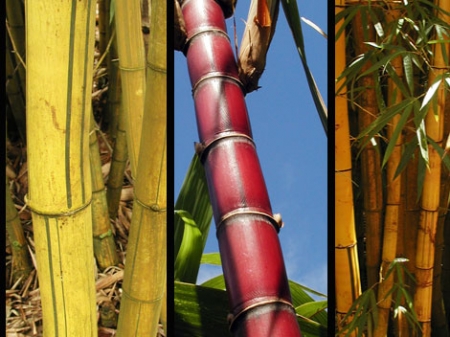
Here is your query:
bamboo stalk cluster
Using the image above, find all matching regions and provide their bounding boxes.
[335,0,450,336]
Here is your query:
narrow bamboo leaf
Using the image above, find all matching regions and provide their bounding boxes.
[381,103,413,169]
[295,300,327,321]
[335,5,360,42]
[281,0,327,135]
[420,78,441,111]
[427,137,450,172]
[359,49,406,78]
[385,63,411,98]
[403,53,414,95]
[200,252,222,266]
[417,154,427,201]
[357,98,414,150]
[416,119,429,165]
[175,210,204,283]
[300,17,327,39]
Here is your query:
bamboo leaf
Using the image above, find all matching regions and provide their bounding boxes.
[420,78,442,111]
[428,136,450,172]
[175,210,204,283]
[416,119,429,165]
[174,154,213,282]
[403,53,414,95]
[281,0,327,135]
[200,252,222,266]
[200,275,226,289]
[295,300,327,321]
[394,138,418,179]
[382,103,413,168]
[300,17,327,39]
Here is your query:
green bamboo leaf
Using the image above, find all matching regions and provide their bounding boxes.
[281,0,327,135]
[175,210,204,283]
[174,281,230,337]
[335,5,360,42]
[381,103,413,169]
[201,252,222,266]
[420,78,442,111]
[403,53,414,95]
[417,154,427,201]
[295,300,327,320]
[357,98,415,150]
[174,154,213,282]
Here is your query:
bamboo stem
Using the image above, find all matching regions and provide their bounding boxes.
[26,2,98,335]
[115,0,167,334]
[335,1,362,334]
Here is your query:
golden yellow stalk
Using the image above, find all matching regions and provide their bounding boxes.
[26,1,97,335]
[335,0,362,334]
[113,0,146,177]
[413,1,449,335]
[115,0,166,334]
[374,9,404,332]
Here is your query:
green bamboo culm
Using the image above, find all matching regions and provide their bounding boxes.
[25,1,98,335]
[6,179,32,285]
[115,0,167,334]
[89,112,119,270]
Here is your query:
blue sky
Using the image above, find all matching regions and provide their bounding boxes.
[174,0,327,296]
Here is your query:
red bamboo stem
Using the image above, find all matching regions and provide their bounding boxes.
[181,0,302,335]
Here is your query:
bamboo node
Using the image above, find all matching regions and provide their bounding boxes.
[196,131,254,162]
[24,194,92,217]
[228,298,295,331]
[192,72,243,95]
[216,208,282,234]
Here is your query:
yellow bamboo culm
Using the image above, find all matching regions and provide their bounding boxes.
[374,4,405,336]
[413,1,449,335]
[113,0,147,177]
[115,0,167,334]
[335,0,362,334]
[26,1,97,336]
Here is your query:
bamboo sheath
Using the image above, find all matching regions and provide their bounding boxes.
[413,1,449,335]
[335,0,361,333]
[115,0,167,335]
[181,0,301,334]
[26,1,97,336]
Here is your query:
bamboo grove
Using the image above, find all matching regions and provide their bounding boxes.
[6,0,327,336]
[6,0,166,336]
[335,0,450,336]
